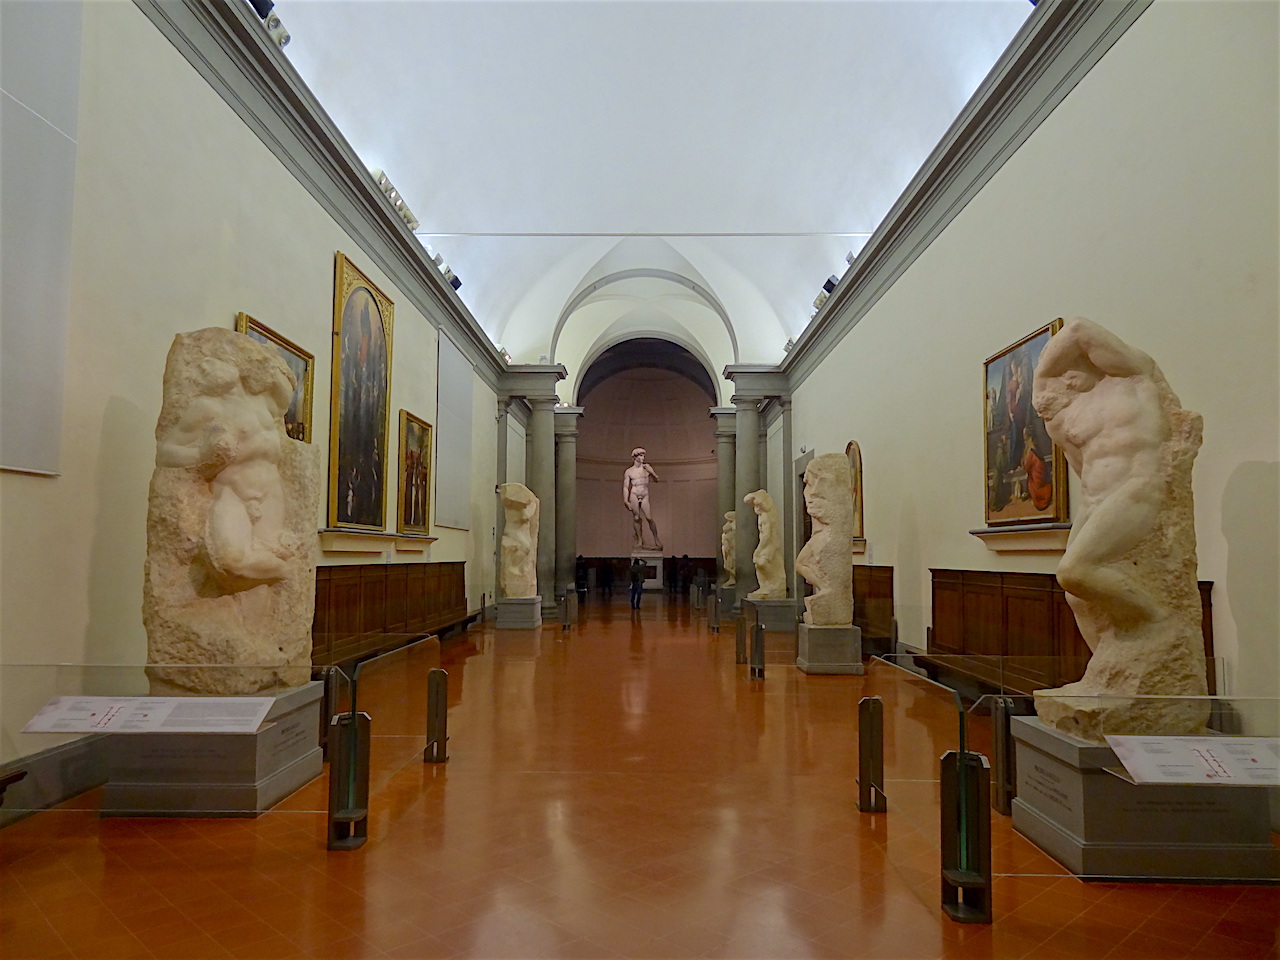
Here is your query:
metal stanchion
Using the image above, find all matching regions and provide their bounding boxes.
[991,696,1017,815]
[561,592,577,631]
[940,751,992,923]
[328,711,371,850]
[313,665,341,760]
[735,614,747,664]
[749,622,765,680]
[857,697,887,813]
[709,591,720,634]
[424,668,449,763]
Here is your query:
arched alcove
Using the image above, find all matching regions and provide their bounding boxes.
[577,340,718,559]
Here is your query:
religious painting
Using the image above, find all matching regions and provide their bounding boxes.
[397,410,433,534]
[329,253,394,530]
[234,313,314,442]
[845,440,864,540]
[983,320,1068,526]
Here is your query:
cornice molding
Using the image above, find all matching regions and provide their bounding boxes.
[724,365,790,400]
[498,364,568,402]
[133,0,506,389]
[783,0,1153,389]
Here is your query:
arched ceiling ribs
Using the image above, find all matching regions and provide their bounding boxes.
[549,269,740,365]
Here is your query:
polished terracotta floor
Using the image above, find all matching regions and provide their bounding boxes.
[2,594,1278,959]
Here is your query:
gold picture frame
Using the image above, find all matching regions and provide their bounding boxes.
[234,313,314,442]
[329,252,394,530]
[983,319,1069,526]
[397,410,433,535]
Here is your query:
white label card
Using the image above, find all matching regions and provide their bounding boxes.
[23,696,274,734]
[1106,735,1280,786]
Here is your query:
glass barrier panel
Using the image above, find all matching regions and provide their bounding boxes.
[967,691,1279,884]
[1,662,347,820]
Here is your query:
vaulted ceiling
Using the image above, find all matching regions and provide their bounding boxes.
[277,0,1032,397]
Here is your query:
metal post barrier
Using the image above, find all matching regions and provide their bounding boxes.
[328,711,371,850]
[991,696,1017,815]
[735,614,747,664]
[424,668,449,763]
[313,665,342,760]
[857,696,887,813]
[708,591,720,634]
[561,592,577,631]
[749,622,765,680]
[940,751,992,923]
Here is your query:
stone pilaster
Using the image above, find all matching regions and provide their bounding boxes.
[527,398,557,610]
[554,406,583,599]
[733,395,760,608]
[711,407,737,585]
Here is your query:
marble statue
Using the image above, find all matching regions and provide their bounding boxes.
[622,447,662,550]
[144,328,320,695]
[721,512,736,587]
[795,454,853,626]
[1032,317,1207,741]
[744,489,786,600]
[500,482,540,598]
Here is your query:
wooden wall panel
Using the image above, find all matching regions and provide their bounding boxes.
[927,569,1215,696]
[312,562,468,667]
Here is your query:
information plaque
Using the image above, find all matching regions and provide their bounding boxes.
[1106,735,1280,786]
[23,696,274,734]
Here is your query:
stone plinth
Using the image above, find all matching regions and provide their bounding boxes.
[496,596,543,630]
[745,598,798,633]
[1011,716,1278,880]
[797,623,863,675]
[102,681,322,817]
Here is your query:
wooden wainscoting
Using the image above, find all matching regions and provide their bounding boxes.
[312,561,467,666]
[925,569,1214,696]
[853,564,895,656]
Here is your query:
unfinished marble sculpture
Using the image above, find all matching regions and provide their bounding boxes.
[500,482,540,598]
[1032,317,1207,741]
[795,454,853,625]
[721,511,736,587]
[745,490,786,600]
[144,328,320,695]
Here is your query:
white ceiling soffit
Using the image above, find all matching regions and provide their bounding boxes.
[279,0,1032,363]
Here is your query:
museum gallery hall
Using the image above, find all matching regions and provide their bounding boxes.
[1,1,1277,959]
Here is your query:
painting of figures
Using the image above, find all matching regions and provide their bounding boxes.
[983,320,1068,526]
[329,253,394,530]
[235,313,314,442]
[398,411,432,534]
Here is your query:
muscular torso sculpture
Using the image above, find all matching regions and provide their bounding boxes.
[623,447,662,550]
[1032,317,1206,740]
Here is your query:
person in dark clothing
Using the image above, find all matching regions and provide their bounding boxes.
[628,558,645,609]
[599,561,614,598]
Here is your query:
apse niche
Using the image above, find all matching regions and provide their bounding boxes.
[576,340,718,559]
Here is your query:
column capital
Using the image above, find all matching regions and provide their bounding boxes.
[710,406,737,438]
[554,405,584,436]
[731,395,761,413]
[723,364,790,401]
[498,364,566,403]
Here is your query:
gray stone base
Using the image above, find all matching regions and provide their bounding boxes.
[102,681,323,818]
[1011,716,1279,881]
[796,623,864,675]
[496,596,543,630]
[745,598,798,633]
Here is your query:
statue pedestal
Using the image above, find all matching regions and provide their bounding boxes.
[1011,716,1279,880]
[630,549,664,590]
[102,681,323,817]
[496,596,543,630]
[744,598,797,633]
[796,623,863,675]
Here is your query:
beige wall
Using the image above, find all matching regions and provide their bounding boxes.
[0,2,497,759]
[792,0,1279,696]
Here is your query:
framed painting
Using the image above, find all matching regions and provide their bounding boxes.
[845,440,864,540]
[234,313,314,442]
[983,319,1069,526]
[397,410,433,534]
[329,252,394,530]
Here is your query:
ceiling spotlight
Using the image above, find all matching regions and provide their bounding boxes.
[264,12,289,47]
[812,290,830,311]
[822,274,840,294]
[783,337,796,354]
[845,251,857,267]
[368,168,418,231]
[247,0,274,18]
